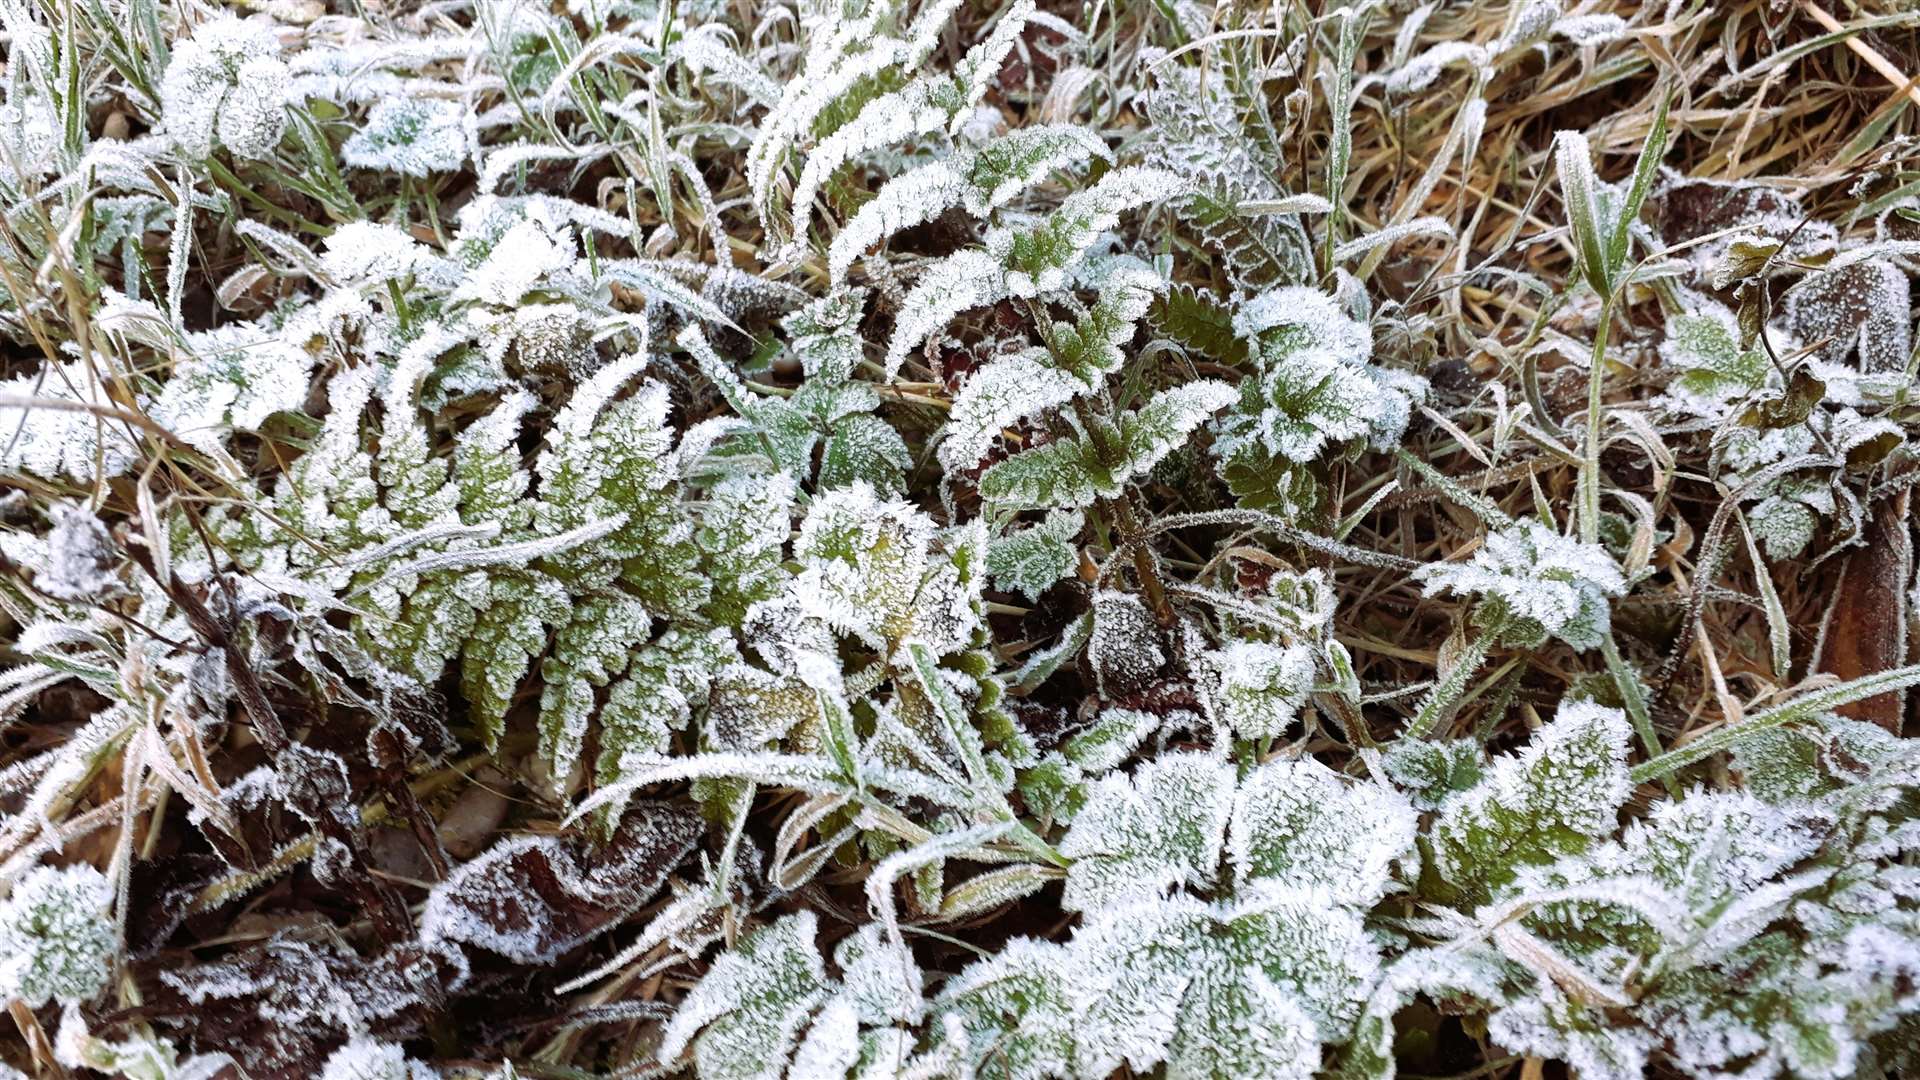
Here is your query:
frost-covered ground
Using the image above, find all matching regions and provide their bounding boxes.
[2,1,1920,1077]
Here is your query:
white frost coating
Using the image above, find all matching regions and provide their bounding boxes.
[37,504,122,603]
[793,482,936,650]
[1428,701,1633,894]
[1059,752,1235,911]
[884,249,1005,377]
[158,15,289,159]
[321,222,429,284]
[1232,287,1371,359]
[829,160,969,284]
[1228,756,1419,908]
[319,1038,433,1080]
[1413,520,1626,650]
[0,361,142,482]
[343,97,469,177]
[656,911,830,1080]
[939,348,1086,471]
[150,325,313,454]
[788,79,953,252]
[0,863,116,1008]
[986,508,1084,602]
[1201,640,1317,741]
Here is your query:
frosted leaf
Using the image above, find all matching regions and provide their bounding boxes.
[0,863,116,1008]
[820,412,913,495]
[343,97,468,177]
[150,325,312,453]
[833,923,924,1026]
[1232,287,1371,361]
[978,381,1237,510]
[322,222,429,284]
[789,78,956,253]
[319,1038,433,1080]
[421,804,700,967]
[1168,967,1321,1080]
[1061,706,1169,775]
[598,627,734,778]
[0,361,142,481]
[1068,894,1379,1077]
[964,124,1112,215]
[1413,521,1626,649]
[1781,259,1911,373]
[452,213,576,307]
[993,166,1188,297]
[1426,701,1632,905]
[939,348,1087,472]
[1044,265,1165,383]
[699,471,797,625]
[1058,752,1234,911]
[793,482,934,650]
[1658,299,1772,418]
[1201,641,1316,741]
[216,56,293,159]
[783,289,869,384]
[884,249,1005,377]
[932,936,1077,1080]
[1087,589,1165,698]
[1379,737,1487,812]
[1552,13,1629,45]
[158,16,288,159]
[657,912,831,1080]
[986,509,1083,602]
[1748,489,1822,560]
[706,663,823,750]
[37,504,123,603]
[1228,756,1419,908]
[1212,286,1391,468]
[789,999,861,1080]
[1487,983,1653,1080]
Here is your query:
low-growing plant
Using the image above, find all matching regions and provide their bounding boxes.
[2,0,1919,1077]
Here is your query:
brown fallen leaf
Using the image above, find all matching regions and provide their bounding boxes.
[1814,491,1913,733]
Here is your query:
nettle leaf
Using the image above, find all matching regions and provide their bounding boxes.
[793,481,934,651]
[342,97,467,177]
[1229,756,1419,908]
[986,509,1084,602]
[1068,893,1381,1080]
[1201,641,1316,741]
[1423,701,1633,906]
[995,166,1188,297]
[940,349,1086,473]
[1213,286,1424,473]
[932,936,1079,1080]
[149,325,313,454]
[1059,752,1234,911]
[656,912,831,1080]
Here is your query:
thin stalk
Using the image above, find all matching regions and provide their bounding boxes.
[1402,624,1497,740]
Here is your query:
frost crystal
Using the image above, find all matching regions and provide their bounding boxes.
[0,863,116,1008]
[319,1038,433,1080]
